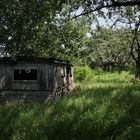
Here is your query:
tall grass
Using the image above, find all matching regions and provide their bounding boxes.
[0,71,140,140]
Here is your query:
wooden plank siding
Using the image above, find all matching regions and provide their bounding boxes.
[0,57,73,102]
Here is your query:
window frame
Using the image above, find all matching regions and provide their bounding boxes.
[13,68,39,82]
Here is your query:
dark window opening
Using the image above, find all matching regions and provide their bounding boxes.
[66,67,72,77]
[14,69,37,80]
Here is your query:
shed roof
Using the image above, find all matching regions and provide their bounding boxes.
[0,57,73,66]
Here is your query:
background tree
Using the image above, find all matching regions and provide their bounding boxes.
[0,0,66,57]
[34,18,90,61]
[130,21,140,78]
[81,28,132,72]
[70,0,140,18]
[0,0,90,62]
[111,6,140,77]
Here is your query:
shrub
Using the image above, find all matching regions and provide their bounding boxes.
[74,66,92,82]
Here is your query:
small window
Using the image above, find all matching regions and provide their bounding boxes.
[14,69,37,80]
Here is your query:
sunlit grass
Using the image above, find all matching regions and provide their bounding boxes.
[0,71,140,140]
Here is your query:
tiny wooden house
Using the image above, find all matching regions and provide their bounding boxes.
[0,57,73,102]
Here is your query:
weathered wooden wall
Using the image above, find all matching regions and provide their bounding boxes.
[0,59,73,101]
[53,65,73,92]
[0,62,55,91]
[0,63,12,89]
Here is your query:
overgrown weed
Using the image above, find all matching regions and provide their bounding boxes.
[0,71,139,140]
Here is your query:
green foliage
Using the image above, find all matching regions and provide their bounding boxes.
[39,19,90,61]
[0,0,90,61]
[0,0,139,63]
[69,0,140,18]
[86,28,131,66]
[0,0,52,56]
[92,67,103,75]
[73,66,93,82]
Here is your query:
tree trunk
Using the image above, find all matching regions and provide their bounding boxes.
[111,63,114,72]
[135,61,140,79]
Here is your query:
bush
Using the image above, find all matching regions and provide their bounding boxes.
[74,66,92,82]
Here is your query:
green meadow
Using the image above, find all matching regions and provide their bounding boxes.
[0,71,140,140]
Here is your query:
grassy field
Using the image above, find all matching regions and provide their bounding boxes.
[0,71,140,140]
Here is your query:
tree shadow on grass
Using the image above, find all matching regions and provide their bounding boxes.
[0,102,48,140]
[0,85,139,140]
[0,102,20,140]
[44,85,140,140]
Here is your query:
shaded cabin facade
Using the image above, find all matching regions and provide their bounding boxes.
[0,57,73,102]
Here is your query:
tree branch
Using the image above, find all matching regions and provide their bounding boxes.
[130,36,137,62]
[73,1,140,18]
